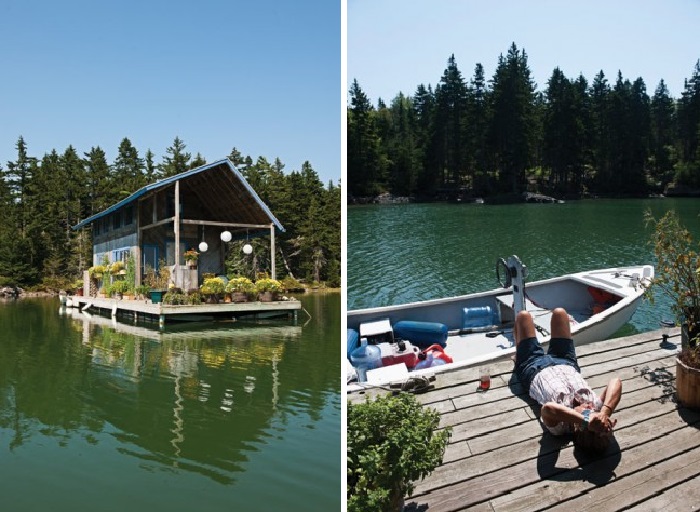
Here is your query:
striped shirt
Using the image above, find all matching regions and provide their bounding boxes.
[529,365,602,435]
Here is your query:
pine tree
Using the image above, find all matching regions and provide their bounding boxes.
[113,137,146,197]
[650,79,676,189]
[160,136,191,177]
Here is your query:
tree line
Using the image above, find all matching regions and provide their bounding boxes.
[0,136,340,290]
[348,42,700,202]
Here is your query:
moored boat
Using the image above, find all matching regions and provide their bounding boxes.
[347,256,654,389]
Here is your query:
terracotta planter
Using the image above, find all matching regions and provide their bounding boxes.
[676,357,700,409]
[230,291,248,303]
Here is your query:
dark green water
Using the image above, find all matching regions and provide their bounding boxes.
[348,198,700,335]
[0,294,340,511]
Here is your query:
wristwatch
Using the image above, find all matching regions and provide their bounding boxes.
[581,409,591,431]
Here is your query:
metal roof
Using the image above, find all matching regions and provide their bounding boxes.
[72,158,284,232]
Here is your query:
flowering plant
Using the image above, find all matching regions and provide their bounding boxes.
[184,249,199,262]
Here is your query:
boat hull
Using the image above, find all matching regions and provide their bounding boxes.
[347,264,653,387]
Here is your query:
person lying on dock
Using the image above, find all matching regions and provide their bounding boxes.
[513,308,619,454]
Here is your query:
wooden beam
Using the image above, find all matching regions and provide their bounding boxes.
[139,217,175,232]
[175,180,181,268]
[180,219,271,229]
[270,223,276,280]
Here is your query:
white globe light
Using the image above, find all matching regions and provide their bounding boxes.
[243,243,253,255]
[198,241,208,252]
[220,230,232,242]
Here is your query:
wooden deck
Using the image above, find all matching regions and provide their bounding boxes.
[68,295,302,328]
[349,328,700,511]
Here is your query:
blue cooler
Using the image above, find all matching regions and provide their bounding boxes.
[393,320,448,348]
[462,306,498,329]
[347,329,360,360]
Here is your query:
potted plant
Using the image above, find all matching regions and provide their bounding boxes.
[89,265,107,280]
[144,262,171,304]
[200,277,226,303]
[226,277,255,302]
[110,280,129,299]
[184,248,199,269]
[109,260,125,275]
[646,209,700,408]
[347,393,451,512]
[134,284,150,301]
[255,278,283,302]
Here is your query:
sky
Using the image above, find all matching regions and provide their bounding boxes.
[0,0,340,185]
[348,0,700,105]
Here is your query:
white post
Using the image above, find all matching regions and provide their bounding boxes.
[174,181,181,287]
[270,224,276,280]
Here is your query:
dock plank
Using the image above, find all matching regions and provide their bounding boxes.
[350,329,700,511]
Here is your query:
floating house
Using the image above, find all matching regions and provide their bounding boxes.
[72,158,284,291]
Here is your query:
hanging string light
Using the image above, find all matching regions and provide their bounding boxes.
[199,226,208,252]
[243,229,252,254]
[220,230,232,242]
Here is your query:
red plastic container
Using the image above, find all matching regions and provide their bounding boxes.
[377,340,420,369]
[423,344,454,364]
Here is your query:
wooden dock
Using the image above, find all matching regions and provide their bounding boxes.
[349,328,700,511]
[68,295,302,328]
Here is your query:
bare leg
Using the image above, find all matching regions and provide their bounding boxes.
[550,308,571,339]
[514,310,537,347]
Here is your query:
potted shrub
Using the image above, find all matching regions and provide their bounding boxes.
[226,277,255,302]
[646,210,700,408]
[134,284,150,301]
[144,262,171,304]
[110,280,129,299]
[347,393,451,512]
[255,278,283,301]
[200,277,226,303]
[184,248,199,269]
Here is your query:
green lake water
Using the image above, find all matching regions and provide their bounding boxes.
[348,198,700,336]
[0,293,340,511]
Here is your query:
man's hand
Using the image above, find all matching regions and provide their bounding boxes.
[589,411,617,433]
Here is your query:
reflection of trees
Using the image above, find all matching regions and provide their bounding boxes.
[0,295,339,485]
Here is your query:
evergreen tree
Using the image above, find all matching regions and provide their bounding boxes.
[160,136,191,177]
[488,43,537,195]
[347,79,384,197]
[650,79,676,188]
[113,137,146,197]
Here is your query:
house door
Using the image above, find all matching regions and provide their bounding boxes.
[142,244,159,271]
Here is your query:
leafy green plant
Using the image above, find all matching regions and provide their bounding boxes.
[645,209,700,362]
[134,284,150,299]
[110,280,129,295]
[280,275,304,292]
[347,393,451,512]
[184,248,199,262]
[186,291,202,305]
[162,291,187,305]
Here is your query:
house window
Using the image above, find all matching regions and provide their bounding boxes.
[102,217,110,232]
[94,220,101,235]
[124,206,133,226]
[113,212,121,230]
[112,247,131,263]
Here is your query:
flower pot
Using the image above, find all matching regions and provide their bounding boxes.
[258,291,278,302]
[150,290,165,304]
[187,261,197,269]
[676,356,700,409]
[231,291,248,303]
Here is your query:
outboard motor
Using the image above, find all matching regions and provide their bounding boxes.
[497,255,528,315]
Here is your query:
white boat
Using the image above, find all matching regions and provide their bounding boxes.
[347,256,654,389]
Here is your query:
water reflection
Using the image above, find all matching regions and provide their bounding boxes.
[5,304,304,484]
